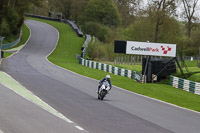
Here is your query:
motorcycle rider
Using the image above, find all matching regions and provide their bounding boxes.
[97,75,112,94]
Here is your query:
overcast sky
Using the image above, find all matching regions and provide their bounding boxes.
[141,0,200,22]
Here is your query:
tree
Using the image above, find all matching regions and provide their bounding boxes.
[181,0,199,38]
[114,0,141,27]
[146,0,177,42]
[80,0,121,28]
[124,17,154,42]
[124,16,182,44]
[46,0,72,19]
[0,0,5,28]
[41,0,87,20]
[70,0,87,21]
[0,0,42,36]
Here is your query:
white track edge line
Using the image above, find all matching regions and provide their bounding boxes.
[47,56,200,114]
[1,72,73,123]
[0,129,4,133]
[0,22,31,63]
[2,21,75,124]
[75,126,85,131]
[44,22,200,115]
[5,21,31,59]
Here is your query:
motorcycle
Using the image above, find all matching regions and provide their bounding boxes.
[98,81,110,100]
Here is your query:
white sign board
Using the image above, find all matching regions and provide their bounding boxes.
[126,41,176,57]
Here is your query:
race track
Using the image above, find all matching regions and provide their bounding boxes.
[1,20,200,133]
[0,83,87,133]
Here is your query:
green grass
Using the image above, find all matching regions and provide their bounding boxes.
[3,52,12,58]
[12,24,30,48]
[2,34,18,44]
[4,24,30,58]
[184,60,198,67]
[188,73,200,82]
[113,64,142,73]
[102,60,200,82]
[174,60,200,82]
[99,61,142,73]
[3,24,29,45]
[28,17,200,112]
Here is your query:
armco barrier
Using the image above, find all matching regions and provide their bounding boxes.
[64,20,83,37]
[26,14,91,61]
[25,14,83,37]
[79,58,143,83]
[2,36,20,50]
[81,34,91,58]
[1,30,22,50]
[170,75,200,95]
[25,13,60,22]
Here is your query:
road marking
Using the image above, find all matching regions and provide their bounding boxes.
[0,21,90,131]
[22,19,198,133]
[0,129,4,133]
[42,20,200,115]
[0,71,73,124]
[46,53,200,115]
[5,22,31,59]
[75,126,84,131]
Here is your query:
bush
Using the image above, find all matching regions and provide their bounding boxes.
[0,19,10,36]
[87,40,114,61]
[6,7,20,34]
[96,26,111,43]
[124,18,154,42]
[178,36,199,56]
[82,21,111,43]
[82,22,101,36]
[80,0,121,28]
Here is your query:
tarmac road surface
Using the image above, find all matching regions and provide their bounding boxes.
[0,83,88,133]
[1,19,200,133]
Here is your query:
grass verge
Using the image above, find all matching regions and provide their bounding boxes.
[173,61,200,82]
[29,17,200,112]
[4,24,30,58]
[13,24,30,48]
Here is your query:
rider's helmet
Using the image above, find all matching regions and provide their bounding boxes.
[106,75,110,80]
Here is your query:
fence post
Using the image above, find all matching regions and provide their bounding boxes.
[125,55,126,64]
[117,56,119,64]
[121,56,123,64]
[131,56,132,65]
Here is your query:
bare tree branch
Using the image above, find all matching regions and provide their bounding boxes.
[182,0,199,37]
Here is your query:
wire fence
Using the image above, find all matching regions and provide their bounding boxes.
[1,31,22,50]
[113,55,200,67]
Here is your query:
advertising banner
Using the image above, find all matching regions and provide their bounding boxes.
[126,41,176,57]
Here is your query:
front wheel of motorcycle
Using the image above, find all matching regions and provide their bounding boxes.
[100,97,104,100]
[100,91,106,100]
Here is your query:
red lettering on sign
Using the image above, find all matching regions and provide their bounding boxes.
[149,48,159,52]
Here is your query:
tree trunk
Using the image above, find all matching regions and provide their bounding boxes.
[154,19,160,43]
[187,20,192,38]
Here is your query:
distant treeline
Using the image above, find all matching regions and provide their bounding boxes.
[0,0,41,38]
[2,0,199,57]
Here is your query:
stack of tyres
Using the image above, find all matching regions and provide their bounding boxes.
[142,58,176,83]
